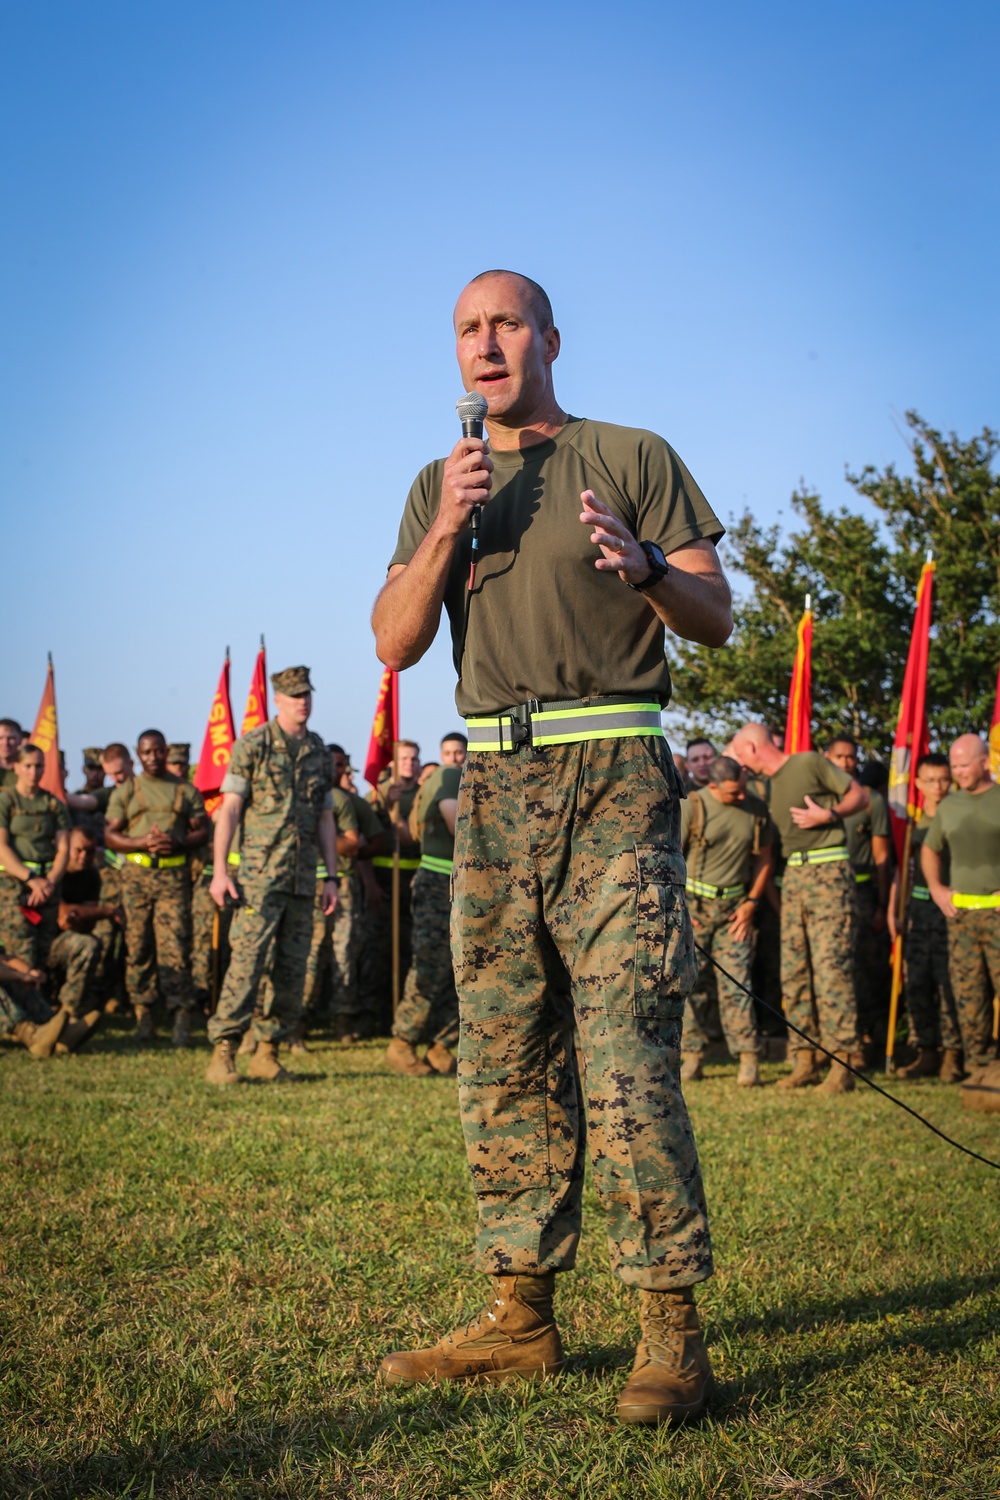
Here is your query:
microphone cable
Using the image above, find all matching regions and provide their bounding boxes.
[694,941,1000,1172]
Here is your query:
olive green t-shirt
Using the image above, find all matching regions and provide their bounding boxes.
[681,789,772,889]
[923,783,1000,895]
[767,752,853,858]
[910,809,948,892]
[415,766,462,864]
[106,774,206,842]
[844,789,891,877]
[0,788,72,865]
[331,786,360,878]
[389,417,724,717]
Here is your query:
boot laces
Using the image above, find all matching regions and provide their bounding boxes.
[642,1298,687,1364]
[462,1280,506,1335]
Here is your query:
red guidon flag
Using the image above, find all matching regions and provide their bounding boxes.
[990,657,1000,781]
[241,639,268,736]
[30,654,67,802]
[364,667,398,789]
[887,557,935,861]
[784,596,813,754]
[194,651,236,817]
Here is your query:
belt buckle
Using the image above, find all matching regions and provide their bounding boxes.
[501,699,538,752]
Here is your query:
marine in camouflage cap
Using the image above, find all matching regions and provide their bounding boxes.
[272,666,314,697]
[83,747,105,770]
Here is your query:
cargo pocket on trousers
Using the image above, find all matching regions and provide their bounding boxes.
[633,845,696,1019]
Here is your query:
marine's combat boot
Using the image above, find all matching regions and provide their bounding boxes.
[426,1042,457,1075]
[237,1030,257,1057]
[55,1008,103,1055]
[816,1051,855,1095]
[895,1046,940,1081]
[134,1004,155,1043]
[205,1038,240,1086]
[616,1288,714,1425]
[680,1053,703,1083]
[777,1048,822,1088]
[960,1060,1000,1113]
[12,1009,68,1059]
[380,1272,564,1387]
[288,1019,310,1055]
[939,1049,966,1084]
[384,1037,433,1077]
[736,1052,760,1087]
[247,1038,295,1082]
[171,1007,192,1048]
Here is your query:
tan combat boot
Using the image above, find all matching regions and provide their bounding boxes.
[171,1008,192,1048]
[816,1051,855,1095]
[134,1004,155,1043]
[247,1038,295,1082]
[680,1053,703,1083]
[616,1288,713,1425]
[895,1046,940,1081]
[736,1052,760,1087]
[385,1037,433,1077]
[205,1038,240,1085]
[237,1030,257,1057]
[777,1048,822,1088]
[939,1049,965,1083]
[426,1042,457,1075]
[288,1019,309,1055]
[12,1009,68,1059]
[380,1272,564,1387]
[55,1009,103,1055]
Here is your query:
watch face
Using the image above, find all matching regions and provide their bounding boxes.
[646,542,667,570]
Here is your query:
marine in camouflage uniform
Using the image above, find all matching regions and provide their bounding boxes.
[294,782,359,1033]
[332,757,386,1040]
[359,745,421,1031]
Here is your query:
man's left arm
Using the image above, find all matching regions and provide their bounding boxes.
[317,806,339,916]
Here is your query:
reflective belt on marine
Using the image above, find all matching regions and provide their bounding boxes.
[124,853,187,870]
[316,864,342,881]
[0,859,51,878]
[785,847,850,868]
[685,878,746,901]
[104,849,123,871]
[911,884,931,902]
[952,892,1000,910]
[465,696,664,752]
[372,856,421,870]
[420,854,453,876]
[854,871,873,884]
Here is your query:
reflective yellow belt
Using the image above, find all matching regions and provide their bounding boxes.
[420,854,453,876]
[227,852,240,867]
[104,849,123,870]
[125,853,187,870]
[686,879,746,901]
[372,856,420,870]
[466,698,664,752]
[952,892,1000,910]
[854,872,873,884]
[785,847,850,868]
[911,885,931,901]
[1,859,51,877]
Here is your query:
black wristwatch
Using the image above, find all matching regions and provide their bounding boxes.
[628,541,670,592]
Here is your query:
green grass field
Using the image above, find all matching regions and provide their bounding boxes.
[2,1019,998,1499]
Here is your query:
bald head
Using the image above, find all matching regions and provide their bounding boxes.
[727,723,776,774]
[460,269,553,332]
[949,733,991,792]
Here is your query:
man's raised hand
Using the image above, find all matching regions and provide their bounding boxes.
[580,491,650,586]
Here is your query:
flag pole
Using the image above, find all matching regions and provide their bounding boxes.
[885,817,914,1073]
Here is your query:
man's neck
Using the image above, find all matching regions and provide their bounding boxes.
[485,399,568,452]
[920,795,943,820]
[758,744,789,777]
[276,714,307,741]
[966,775,993,795]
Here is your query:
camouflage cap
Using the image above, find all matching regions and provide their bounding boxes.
[166,743,191,762]
[83,746,104,769]
[271,665,314,697]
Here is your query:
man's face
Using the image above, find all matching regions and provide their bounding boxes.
[275,690,312,727]
[687,744,715,787]
[137,736,168,777]
[331,750,350,783]
[67,830,96,873]
[16,753,44,791]
[83,764,105,790]
[826,741,858,776]
[710,778,743,806]
[397,747,419,781]
[949,741,989,791]
[0,726,21,767]
[166,759,189,781]
[916,765,951,803]
[440,738,467,768]
[454,274,559,425]
[103,755,133,785]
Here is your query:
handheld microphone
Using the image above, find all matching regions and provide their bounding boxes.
[456,391,488,439]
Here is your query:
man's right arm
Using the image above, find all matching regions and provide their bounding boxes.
[210,794,244,907]
[372,438,493,669]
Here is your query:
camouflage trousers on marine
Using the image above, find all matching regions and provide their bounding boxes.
[98,859,127,1005]
[357,865,414,1034]
[946,908,1000,1068]
[0,877,100,1019]
[452,736,712,1291]
[903,897,960,1050]
[780,860,858,1053]
[330,873,362,1020]
[191,869,232,1006]
[682,893,759,1057]
[207,880,313,1045]
[119,863,194,1012]
[0,980,54,1033]
[853,879,892,1045]
[393,867,460,1050]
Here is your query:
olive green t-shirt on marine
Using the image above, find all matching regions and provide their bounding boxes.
[923,783,1000,896]
[414,766,462,864]
[0,788,72,866]
[766,752,853,859]
[844,789,891,877]
[681,789,772,889]
[332,786,360,878]
[389,417,724,718]
[106,774,205,842]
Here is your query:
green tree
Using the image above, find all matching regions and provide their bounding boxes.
[669,413,1000,756]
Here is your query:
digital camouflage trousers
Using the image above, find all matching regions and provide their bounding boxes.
[904,897,960,1050]
[780,860,858,1053]
[393,866,460,1050]
[682,892,759,1057]
[452,735,712,1292]
[119,863,194,1012]
[329,873,362,1020]
[853,879,892,1045]
[0,877,99,1019]
[356,864,413,1034]
[207,879,313,1045]
[946,908,1000,1068]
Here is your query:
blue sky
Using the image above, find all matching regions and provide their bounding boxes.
[2,1,997,779]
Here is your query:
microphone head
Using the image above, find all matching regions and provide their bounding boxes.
[456,392,488,424]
